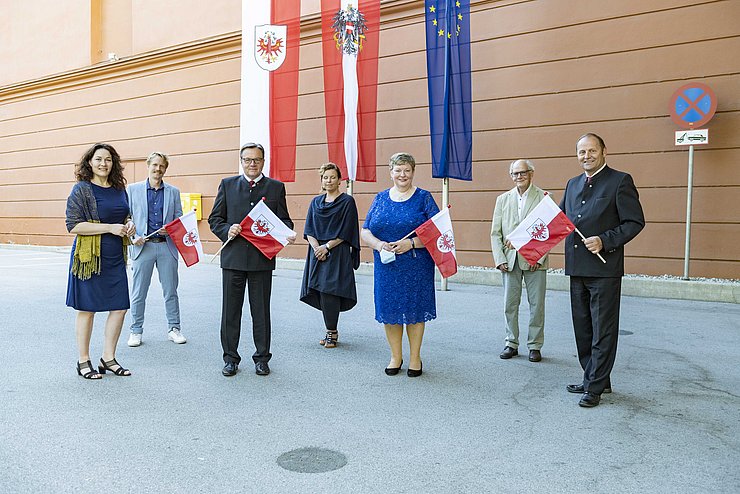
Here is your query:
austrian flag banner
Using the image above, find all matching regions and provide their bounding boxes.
[239,199,297,260]
[415,207,458,278]
[506,194,576,265]
[241,0,301,181]
[164,211,204,267]
[321,0,380,182]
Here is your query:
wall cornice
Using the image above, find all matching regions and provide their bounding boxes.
[0,31,242,105]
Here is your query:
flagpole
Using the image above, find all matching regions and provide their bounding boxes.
[347,178,354,197]
[209,236,236,263]
[574,228,607,264]
[440,177,450,291]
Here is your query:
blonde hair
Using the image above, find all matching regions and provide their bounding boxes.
[319,162,341,191]
[389,152,416,171]
[146,151,169,169]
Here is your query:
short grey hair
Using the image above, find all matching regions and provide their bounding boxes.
[389,152,416,171]
[509,159,535,174]
[146,151,169,169]
[240,142,265,157]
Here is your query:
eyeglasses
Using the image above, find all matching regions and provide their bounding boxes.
[241,158,264,164]
[510,171,531,177]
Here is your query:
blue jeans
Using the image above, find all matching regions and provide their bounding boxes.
[129,241,180,334]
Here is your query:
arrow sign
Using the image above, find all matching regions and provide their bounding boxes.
[669,82,717,129]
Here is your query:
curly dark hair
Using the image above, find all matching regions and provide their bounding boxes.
[75,143,127,190]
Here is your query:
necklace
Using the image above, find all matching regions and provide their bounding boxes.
[390,187,413,202]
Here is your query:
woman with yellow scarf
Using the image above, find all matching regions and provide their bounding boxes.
[65,143,135,379]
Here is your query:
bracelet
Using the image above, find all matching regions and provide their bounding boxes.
[408,238,414,249]
[324,243,330,251]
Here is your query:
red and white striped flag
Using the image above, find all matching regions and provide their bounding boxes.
[239,199,297,260]
[164,211,204,267]
[240,0,301,182]
[506,194,575,265]
[321,0,380,182]
[415,207,458,279]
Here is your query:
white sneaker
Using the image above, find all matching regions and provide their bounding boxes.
[128,333,142,347]
[168,328,187,344]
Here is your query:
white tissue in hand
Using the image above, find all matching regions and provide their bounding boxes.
[380,249,396,264]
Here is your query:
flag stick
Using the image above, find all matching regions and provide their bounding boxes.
[347,178,354,197]
[440,177,450,291]
[574,228,607,264]
[143,231,160,240]
[209,235,236,263]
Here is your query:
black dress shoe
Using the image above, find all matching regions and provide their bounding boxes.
[407,362,422,378]
[499,346,518,359]
[567,383,612,394]
[385,360,402,376]
[579,392,601,408]
[528,349,542,362]
[222,362,238,376]
[255,362,270,376]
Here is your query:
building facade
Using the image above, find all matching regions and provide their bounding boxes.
[1,0,738,278]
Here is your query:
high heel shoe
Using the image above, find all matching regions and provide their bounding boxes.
[384,359,403,376]
[76,360,102,380]
[407,361,423,378]
[319,330,338,348]
[98,357,131,376]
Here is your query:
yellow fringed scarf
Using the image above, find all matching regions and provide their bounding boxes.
[71,221,129,280]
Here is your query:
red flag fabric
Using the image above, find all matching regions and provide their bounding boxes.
[321,0,380,182]
[506,194,575,265]
[164,211,204,267]
[239,199,297,260]
[415,207,458,278]
[241,0,301,182]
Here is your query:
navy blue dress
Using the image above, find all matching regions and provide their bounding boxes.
[66,184,130,312]
[363,188,439,325]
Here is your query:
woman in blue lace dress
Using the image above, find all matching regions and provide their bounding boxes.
[361,153,440,377]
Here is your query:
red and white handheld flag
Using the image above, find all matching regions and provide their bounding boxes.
[164,211,204,267]
[415,207,458,279]
[506,194,575,265]
[321,0,380,182]
[241,0,301,182]
[239,199,297,260]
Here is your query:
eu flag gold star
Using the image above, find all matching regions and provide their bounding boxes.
[458,13,463,20]
[429,5,436,13]
[438,29,444,36]
[456,1,461,7]
[433,19,437,26]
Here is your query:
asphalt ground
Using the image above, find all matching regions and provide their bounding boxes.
[0,246,738,493]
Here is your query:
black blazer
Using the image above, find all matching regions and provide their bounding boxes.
[208,175,294,271]
[559,166,644,277]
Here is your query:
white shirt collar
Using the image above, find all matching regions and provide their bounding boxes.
[586,163,607,179]
[243,173,264,183]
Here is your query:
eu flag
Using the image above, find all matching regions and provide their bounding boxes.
[425,0,473,181]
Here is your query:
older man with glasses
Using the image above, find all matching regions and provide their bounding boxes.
[208,142,295,377]
[491,159,549,363]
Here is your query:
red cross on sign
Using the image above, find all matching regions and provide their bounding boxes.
[669,82,717,129]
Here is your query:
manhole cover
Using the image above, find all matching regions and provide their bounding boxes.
[277,447,347,473]
[619,330,633,335]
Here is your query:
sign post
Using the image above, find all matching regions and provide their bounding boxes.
[669,82,717,280]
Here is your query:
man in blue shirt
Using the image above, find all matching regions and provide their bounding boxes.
[127,152,186,346]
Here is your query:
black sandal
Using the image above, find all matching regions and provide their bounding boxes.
[98,357,131,376]
[320,330,338,348]
[76,360,102,380]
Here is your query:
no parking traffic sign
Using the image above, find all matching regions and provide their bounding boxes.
[669,82,717,129]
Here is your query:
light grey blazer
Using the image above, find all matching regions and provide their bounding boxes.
[490,184,549,271]
[127,180,182,261]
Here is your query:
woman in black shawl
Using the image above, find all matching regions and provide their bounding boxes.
[300,163,360,348]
